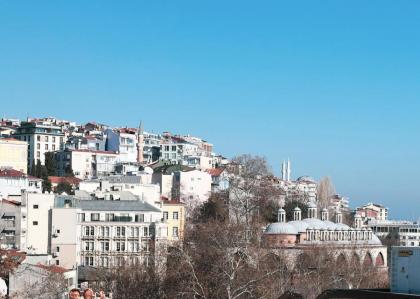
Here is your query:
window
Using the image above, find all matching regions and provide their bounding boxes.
[91,213,100,222]
[173,212,179,220]
[163,212,168,221]
[56,229,60,234]
[52,144,56,151]
[165,146,169,151]
[33,205,39,209]
[56,260,60,265]
[45,144,49,150]
[173,227,179,238]
[56,246,60,252]
[33,221,38,225]
[84,256,94,266]
[37,151,40,158]
[52,137,56,143]
[101,241,110,252]
[37,136,41,141]
[85,241,94,251]
[45,136,49,142]
[100,226,110,237]
[116,242,125,252]
[172,146,176,151]
[100,257,109,267]
[135,214,144,222]
[143,227,149,237]
[105,213,114,221]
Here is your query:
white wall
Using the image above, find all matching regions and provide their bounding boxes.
[24,193,54,254]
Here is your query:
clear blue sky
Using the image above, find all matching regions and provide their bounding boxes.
[1,1,419,219]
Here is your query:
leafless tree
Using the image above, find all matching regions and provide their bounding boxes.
[316,177,336,208]
[227,155,281,226]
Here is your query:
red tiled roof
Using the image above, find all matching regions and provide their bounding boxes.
[36,264,69,274]
[0,169,27,178]
[206,168,225,177]
[48,176,81,185]
[2,198,22,206]
[118,128,137,134]
[161,196,184,205]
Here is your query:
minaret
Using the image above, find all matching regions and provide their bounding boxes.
[287,159,291,182]
[281,161,286,180]
[137,121,144,164]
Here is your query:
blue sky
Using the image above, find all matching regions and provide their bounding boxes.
[1,1,419,219]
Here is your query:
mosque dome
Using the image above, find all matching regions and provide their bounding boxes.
[265,222,298,235]
[293,206,301,212]
[368,234,382,245]
[288,220,310,232]
[302,218,327,230]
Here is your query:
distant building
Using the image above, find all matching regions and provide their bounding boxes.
[50,196,168,269]
[104,128,138,163]
[12,120,65,167]
[0,169,42,198]
[206,167,230,193]
[161,198,185,242]
[367,219,420,247]
[356,203,389,221]
[55,149,117,179]
[263,203,387,270]
[48,176,81,193]
[0,138,28,174]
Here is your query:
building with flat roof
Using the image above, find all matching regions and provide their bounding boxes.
[0,138,28,174]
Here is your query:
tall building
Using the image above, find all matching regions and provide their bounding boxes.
[12,120,65,168]
[0,138,28,174]
[104,128,138,163]
[356,203,389,221]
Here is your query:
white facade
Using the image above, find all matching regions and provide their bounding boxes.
[22,193,55,254]
[356,203,389,221]
[0,138,28,174]
[56,149,117,179]
[368,219,420,247]
[51,197,167,270]
[13,120,65,167]
[174,170,211,210]
[0,169,42,198]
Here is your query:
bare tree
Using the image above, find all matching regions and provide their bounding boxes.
[316,177,336,208]
[227,155,280,226]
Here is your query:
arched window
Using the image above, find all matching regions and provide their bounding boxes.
[363,252,373,267]
[375,252,385,266]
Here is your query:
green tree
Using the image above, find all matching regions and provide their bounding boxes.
[44,152,57,176]
[30,160,36,177]
[64,165,74,177]
[35,160,42,178]
[284,200,308,221]
[42,179,52,193]
[56,182,73,195]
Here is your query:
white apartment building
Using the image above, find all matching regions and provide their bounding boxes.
[13,120,65,167]
[104,128,138,163]
[356,203,389,221]
[174,169,212,210]
[51,196,167,269]
[368,219,420,247]
[22,192,55,254]
[143,132,161,164]
[278,176,317,202]
[0,138,28,174]
[56,149,118,179]
[0,169,42,198]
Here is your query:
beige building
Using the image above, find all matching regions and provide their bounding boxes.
[0,138,28,173]
[161,199,185,242]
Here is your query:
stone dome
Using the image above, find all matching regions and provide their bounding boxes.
[302,218,327,230]
[265,222,298,235]
[293,206,301,212]
[307,201,317,208]
[368,234,382,245]
[288,220,310,233]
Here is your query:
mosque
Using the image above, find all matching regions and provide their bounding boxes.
[263,202,387,268]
